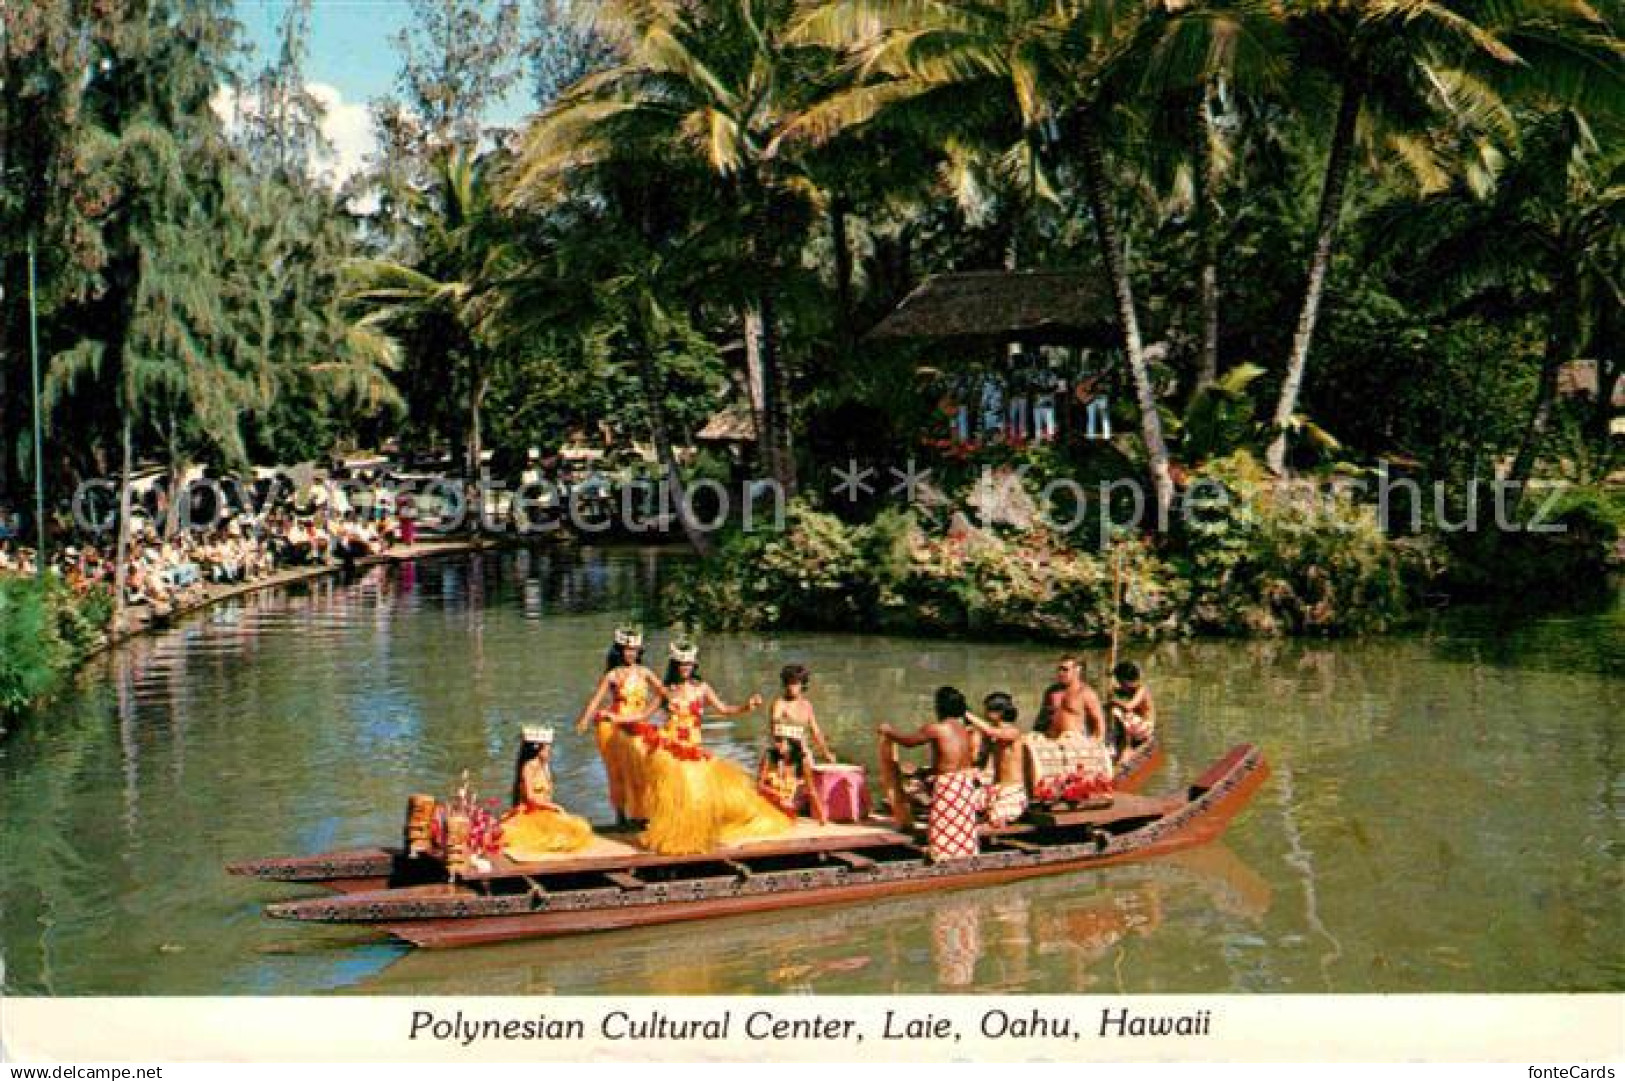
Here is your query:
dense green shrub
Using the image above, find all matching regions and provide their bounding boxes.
[899,529,1186,638]
[0,578,72,721]
[666,460,1432,641]
[665,504,898,630]
[1177,453,1427,635]
[1443,483,1623,602]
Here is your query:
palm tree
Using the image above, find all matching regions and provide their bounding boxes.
[506,0,825,494]
[1065,2,1286,412]
[1134,1,1286,391]
[347,149,506,483]
[612,255,726,558]
[1371,107,1622,490]
[795,0,1260,521]
[214,171,405,458]
[43,0,253,625]
[1261,0,1612,474]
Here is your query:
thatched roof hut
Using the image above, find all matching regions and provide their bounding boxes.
[867,269,1115,347]
[1557,359,1625,407]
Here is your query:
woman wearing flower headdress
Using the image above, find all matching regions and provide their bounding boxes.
[639,639,793,856]
[501,726,594,860]
[574,626,665,828]
[660,638,761,750]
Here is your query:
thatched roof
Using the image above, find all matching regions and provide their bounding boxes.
[867,269,1115,345]
[1557,359,1625,407]
[697,403,758,443]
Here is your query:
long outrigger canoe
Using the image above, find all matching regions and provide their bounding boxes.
[232,740,1267,949]
[229,736,1166,895]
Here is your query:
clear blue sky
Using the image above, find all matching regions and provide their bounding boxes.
[238,1,531,127]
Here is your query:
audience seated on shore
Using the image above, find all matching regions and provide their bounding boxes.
[0,504,405,618]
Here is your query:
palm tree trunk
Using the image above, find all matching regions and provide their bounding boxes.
[1266,78,1364,475]
[112,403,134,636]
[831,193,856,361]
[636,347,716,558]
[0,327,10,505]
[1078,122,1176,525]
[1591,300,1619,479]
[1195,85,1222,392]
[1508,269,1579,499]
[163,401,183,539]
[743,300,775,482]
[468,356,488,482]
[764,290,797,496]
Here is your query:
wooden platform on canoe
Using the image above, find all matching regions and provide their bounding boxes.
[458,819,912,883]
[260,744,1270,948]
[985,792,1182,834]
[230,735,1171,891]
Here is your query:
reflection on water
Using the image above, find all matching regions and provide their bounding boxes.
[1,549,1619,995]
[361,844,1269,995]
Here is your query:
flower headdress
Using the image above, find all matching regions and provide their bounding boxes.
[614,625,644,649]
[669,638,699,664]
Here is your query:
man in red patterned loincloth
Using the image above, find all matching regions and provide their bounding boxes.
[879,687,981,861]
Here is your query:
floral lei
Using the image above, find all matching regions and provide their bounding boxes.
[626,721,713,763]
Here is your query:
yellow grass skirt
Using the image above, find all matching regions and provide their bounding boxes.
[501,805,594,861]
[639,748,795,856]
[610,723,659,822]
[594,719,626,816]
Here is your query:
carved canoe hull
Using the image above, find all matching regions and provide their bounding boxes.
[227,736,1167,894]
[259,743,1267,949]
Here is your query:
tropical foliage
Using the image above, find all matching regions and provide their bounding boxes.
[0,576,110,726]
[663,463,1429,641]
[2,0,1620,657]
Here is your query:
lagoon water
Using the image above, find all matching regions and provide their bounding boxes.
[2,548,1619,994]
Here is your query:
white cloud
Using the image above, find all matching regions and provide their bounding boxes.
[211,80,378,190]
[305,82,374,188]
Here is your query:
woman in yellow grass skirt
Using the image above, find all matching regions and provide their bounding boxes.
[638,640,793,856]
[574,627,665,828]
[501,726,593,860]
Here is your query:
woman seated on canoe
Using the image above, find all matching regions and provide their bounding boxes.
[638,640,794,856]
[574,627,665,828]
[501,725,594,860]
[758,663,836,823]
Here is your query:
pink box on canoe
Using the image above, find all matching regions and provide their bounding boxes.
[811,763,870,823]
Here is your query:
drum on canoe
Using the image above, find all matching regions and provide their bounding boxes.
[1023,733,1114,805]
[811,763,869,823]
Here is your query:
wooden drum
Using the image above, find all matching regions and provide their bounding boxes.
[1023,733,1114,805]
[811,763,870,823]
[404,794,437,857]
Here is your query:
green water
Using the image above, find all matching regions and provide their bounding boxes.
[1,549,1619,994]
